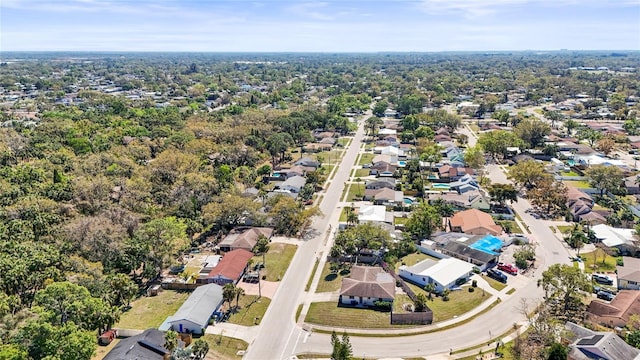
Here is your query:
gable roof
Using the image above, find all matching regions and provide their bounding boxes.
[591,224,635,248]
[104,329,169,360]
[618,257,640,282]
[169,284,224,329]
[358,205,387,223]
[565,321,640,360]
[339,266,395,299]
[567,187,593,204]
[449,209,502,235]
[588,290,640,326]
[218,227,273,251]
[207,249,253,281]
[403,257,475,287]
[281,175,306,189]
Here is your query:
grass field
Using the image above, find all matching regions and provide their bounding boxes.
[116,290,189,330]
[394,216,409,226]
[316,262,350,293]
[227,295,271,326]
[305,302,402,328]
[482,276,508,291]
[564,180,591,189]
[346,183,364,201]
[203,334,248,359]
[581,249,618,274]
[358,153,374,165]
[395,252,432,271]
[254,243,297,281]
[426,288,490,322]
[557,225,573,234]
[354,168,370,178]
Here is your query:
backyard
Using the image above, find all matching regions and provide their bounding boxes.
[253,243,297,281]
[403,281,491,322]
[581,249,618,274]
[115,290,189,330]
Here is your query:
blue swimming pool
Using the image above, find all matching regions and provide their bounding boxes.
[469,235,504,255]
[404,197,414,205]
[431,183,450,189]
[398,161,407,167]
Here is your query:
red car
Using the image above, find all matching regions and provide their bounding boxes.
[497,262,518,275]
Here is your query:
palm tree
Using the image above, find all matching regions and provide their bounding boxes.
[164,330,178,352]
[441,288,451,301]
[254,234,270,267]
[424,283,436,300]
[222,283,236,309]
[235,287,245,309]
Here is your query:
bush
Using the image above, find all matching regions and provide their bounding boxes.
[373,300,392,311]
[472,279,478,287]
[468,287,475,292]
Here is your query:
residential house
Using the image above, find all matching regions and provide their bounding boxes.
[273,165,305,179]
[591,224,637,255]
[399,257,475,293]
[303,143,332,152]
[280,175,306,194]
[295,157,320,169]
[199,249,253,285]
[217,227,273,252]
[440,241,499,270]
[587,290,640,328]
[564,321,640,360]
[428,190,491,211]
[449,209,502,236]
[363,188,404,206]
[365,178,396,190]
[567,187,607,225]
[369,161,397,177]
[372,154,396,165]
[449,174,480,194]
[104,329,177,360]
[165,284,224,334]
[437,165,474,182]
[358,205,393,225]
[624,175,640,195]
[338,266,395,307]
[617,257,640,290]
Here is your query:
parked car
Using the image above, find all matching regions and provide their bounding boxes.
[597,290,615,301]
[497,262,518,275]
[592,274,614,285]
[487,269,508,283]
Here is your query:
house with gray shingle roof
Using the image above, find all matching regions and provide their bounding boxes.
[339,266,395,307]
[164,284,224,334]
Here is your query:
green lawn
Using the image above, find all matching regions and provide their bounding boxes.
[226,295,271,326]
[346,183,364,201]
[557,225,573,234]
[560,170,581,176]
[482,275,508,291]
[354,168,370,178]
[495,220,523,234]
[358,153,374,165]
[394,216,409,226]
[203,334,248,360]
[253,243,297,281]
[393,293,413,313]
[581,249,618,274]
[339,207,350,222]
[426,288,491,322]
[316,262,350,293]
[116,290,189,330]
[564,180,591,189]
[305,302,402,328]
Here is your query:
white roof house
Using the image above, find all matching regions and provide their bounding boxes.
[358,205,388,224]
[591,224,636,250]
[165,284,224,334]
[378,128,397,136]
[399,257,475,293]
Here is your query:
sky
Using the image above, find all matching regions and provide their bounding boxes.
[1,0,639,52]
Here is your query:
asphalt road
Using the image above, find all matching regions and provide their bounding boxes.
[244,112,370,360]
[292,122,573,358]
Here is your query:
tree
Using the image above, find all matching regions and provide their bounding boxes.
[564,119,578,136]
[191,338,209,360]
[492,110,510,125]
[565,225,588,256]
[105,273,137,308]
[487,183,518,206]
[508,159,552,190]
[547,342,568,360]
[578,128,603,147]
[419,143,442,178]
[365,116,383,136]
[541,264,591,314]
[330,331,352,360]
[441,288,450,301]
[202,194,259,230]
[528,178,567,215]
[235,287,245,309]
[134,217,189,279]
[222,283,237,309]
[16,320,96,360]
[585,165,624,197]
[266,132,294,166]
[596,137,615,155]
[254,234,270,267]
[373,100,388,116]
[0,344,27,360]
[478,130,523,160]
[268,195,321,236]
[405,201,442,240]
[424,283,435,300]
[626,330,640,348]
[164,330,179,353]
[464,145,486,181]
[413,293,428,312]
